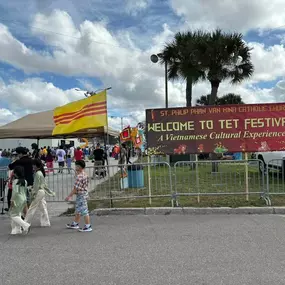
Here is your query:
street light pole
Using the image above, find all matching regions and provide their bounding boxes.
[150,54,168,108]
[164,61,168,108]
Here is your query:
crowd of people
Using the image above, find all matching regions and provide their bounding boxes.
[0,144,93,234]
[0,144,91,169]
[0,142,140,169]
[0,141,140,235]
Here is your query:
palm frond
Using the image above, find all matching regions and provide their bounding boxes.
[159,30,207,83]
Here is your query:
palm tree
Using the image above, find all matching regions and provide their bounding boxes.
[159,29,253,171]
[160,29,253,107]
[196,93,244,106]
[201,30,254,105]
[159,31,207,106]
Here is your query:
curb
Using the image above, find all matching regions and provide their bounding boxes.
[87,207,285,216]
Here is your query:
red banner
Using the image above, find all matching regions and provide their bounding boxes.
[146,103,285,154]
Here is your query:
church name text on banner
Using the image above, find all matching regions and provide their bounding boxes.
[146,103,285,154]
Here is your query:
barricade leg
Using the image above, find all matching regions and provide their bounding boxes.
[0,179,6,215]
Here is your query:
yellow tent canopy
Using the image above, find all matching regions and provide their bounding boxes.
[0,110,119,139]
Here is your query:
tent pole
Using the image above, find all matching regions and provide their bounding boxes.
[104,128,108,160]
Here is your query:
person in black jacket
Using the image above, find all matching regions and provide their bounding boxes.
[9,147,34,216]
[126,146,132,164]
[92,144,106,179]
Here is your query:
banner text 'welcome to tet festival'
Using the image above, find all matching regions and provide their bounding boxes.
[147,104,285,142]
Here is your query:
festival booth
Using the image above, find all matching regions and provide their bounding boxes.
[0,104,119,174]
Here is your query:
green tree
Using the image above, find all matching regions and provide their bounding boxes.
[160,31,206,106]
[196,94,212,106]
[218,93,244,105]
[201,29,254,105]
[161,29,254,106]
[196,93,245,106]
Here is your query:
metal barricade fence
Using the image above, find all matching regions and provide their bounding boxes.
[0,166,77,204]
[266,159,285,199]
[85,161,173,206]
[42,159,272,207]
[45,168,76,202]
[174,159,267,205]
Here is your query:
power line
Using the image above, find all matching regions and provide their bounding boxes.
[2,15,285,36]
[0,17,122,48]
[1,16,285,51]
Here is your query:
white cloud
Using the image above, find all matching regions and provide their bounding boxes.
[10,10,285,88]
[108,114,142,131]
[0,78,83,113]
[0,10,177,112]
[1,75,284,128]
[125,0,150,15]
[76,79,98,92]
[32,10,80,52]
[0,76,147,129]
[1,7,285,129]
[0,108,18,125]
[0,77,147,129]
[249,42,285,82]
[171,0,285,33]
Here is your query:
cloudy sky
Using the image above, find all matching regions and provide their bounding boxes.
[1,0,285,130]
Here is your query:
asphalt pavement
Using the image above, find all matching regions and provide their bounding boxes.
[1,214,285,285]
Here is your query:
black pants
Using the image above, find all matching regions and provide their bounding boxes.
[7,189,12,209]
[58,161,64,173]
[0,178,6,202]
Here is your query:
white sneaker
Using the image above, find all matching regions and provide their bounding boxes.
[66,223,79,229]
[78,225,92,232]
[11,231,22,235]
[23,225,31,235]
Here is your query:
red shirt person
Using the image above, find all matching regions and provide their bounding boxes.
[74,147,83,161]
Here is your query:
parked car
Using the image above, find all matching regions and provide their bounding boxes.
[255,151,285,173]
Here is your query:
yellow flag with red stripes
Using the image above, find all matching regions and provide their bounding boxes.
[52,90,107,135]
